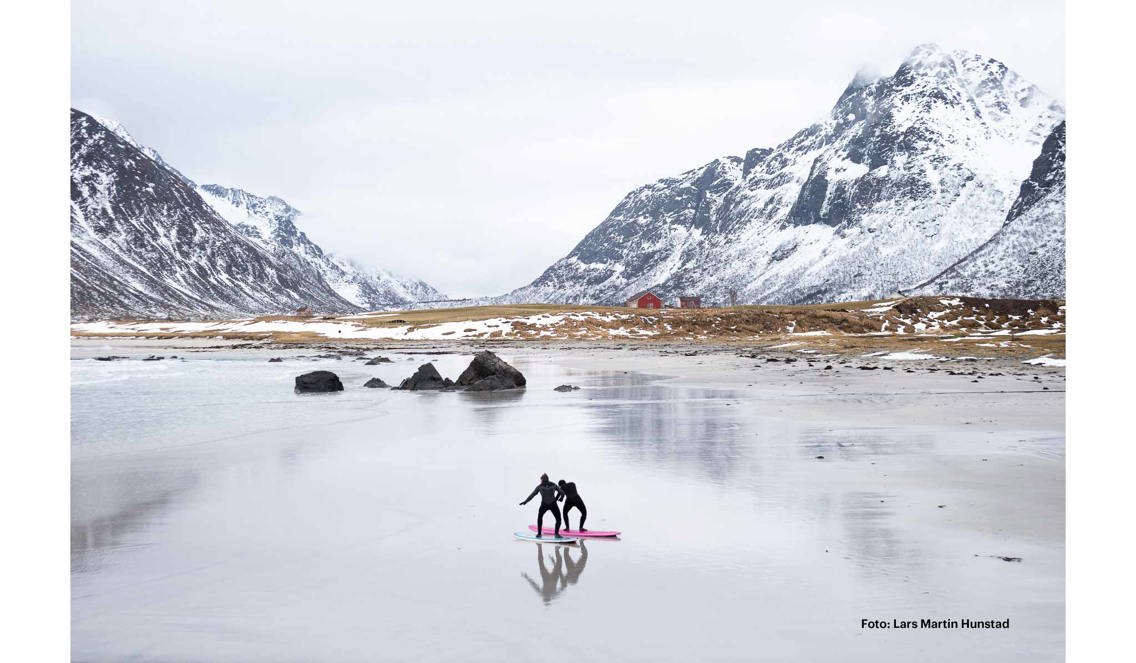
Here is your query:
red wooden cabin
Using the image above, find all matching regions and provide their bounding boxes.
[625,290,663,309]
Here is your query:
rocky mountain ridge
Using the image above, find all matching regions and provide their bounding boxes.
[71,109,443,319]
[499,44,1065,306]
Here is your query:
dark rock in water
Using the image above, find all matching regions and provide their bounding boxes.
[815,455,825,459]
[365,356,393,365]
[363,377,389,388]
[268,357,284,363]
[554,384,581,392]
[142,355,165,361]
[295,370,344,393]
[94,356,127,361]
[824,365,833,370]
[765,357,780,362]
[858,366,879,370]
[398,363,448,390]
[998,556,1022,562]
[465,375,516,392]
[784,357,798,363]
[456,350,526,389]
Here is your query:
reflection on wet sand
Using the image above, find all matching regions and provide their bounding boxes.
[839,491,922,580]
[71,468,200,575]
[582,375,935,582]
[464,388,526,429]
[583,379,749,485]
[521,542,588,605]
[561,540,587,590]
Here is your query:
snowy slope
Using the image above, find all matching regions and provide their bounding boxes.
[71,110,445,319]
[197,185,446,309]
[71,109,359,319]
[501,44,1065,305]
[911,122,1065,298]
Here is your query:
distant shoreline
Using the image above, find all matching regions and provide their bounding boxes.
[71,297,1065,362]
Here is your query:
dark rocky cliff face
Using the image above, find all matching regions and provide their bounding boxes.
[1006,121,1066,220]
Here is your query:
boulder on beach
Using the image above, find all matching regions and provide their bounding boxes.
[295,370,344,393]
[268,357,284,363]
[398,363,449,390]
[554,384,581,392]
[363,377,389,388]
[364,357,392,365]
[456,351,526,390]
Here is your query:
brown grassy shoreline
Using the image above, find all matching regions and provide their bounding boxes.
[71,296,1066,360]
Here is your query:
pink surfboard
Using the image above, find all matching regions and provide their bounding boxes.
[528,525,620,538]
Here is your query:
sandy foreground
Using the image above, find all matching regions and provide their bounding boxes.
[71,338,1064,662]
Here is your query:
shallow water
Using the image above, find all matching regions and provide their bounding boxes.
[71,343,1064,662]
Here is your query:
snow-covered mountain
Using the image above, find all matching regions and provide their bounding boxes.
[71,109,356,319]
[911,121,1065,298]
[197,185,445,311]
[71,109,443,319]
[501,44,1065,305]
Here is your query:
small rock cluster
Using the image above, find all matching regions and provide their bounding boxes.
[293,350,526,394]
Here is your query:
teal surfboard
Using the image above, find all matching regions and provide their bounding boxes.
[513,531,579,544]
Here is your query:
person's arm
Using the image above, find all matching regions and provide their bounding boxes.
[557,487,565,502]
[519,486,538,505]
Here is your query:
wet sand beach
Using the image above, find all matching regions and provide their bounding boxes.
[71,339,1064,662]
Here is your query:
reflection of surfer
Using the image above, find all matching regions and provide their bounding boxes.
[521,544,564,605]
[560,541,588,589]
[519,473,563,538]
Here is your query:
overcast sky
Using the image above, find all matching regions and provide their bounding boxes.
[72,0,1063,298]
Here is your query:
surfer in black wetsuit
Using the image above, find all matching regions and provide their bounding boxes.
[520,473,563,538]
[557,479,587,532]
